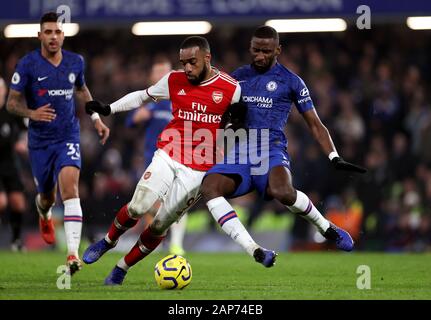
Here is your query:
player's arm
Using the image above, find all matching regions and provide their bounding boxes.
[302,109,366,173]
[86,73,171,117]
[302,109,337,157]
[75,83,93,104]
[85,90,153,116]
[220,83,247,130]
[6,89,56,122]
[75,84,110,145]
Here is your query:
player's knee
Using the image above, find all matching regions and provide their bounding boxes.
[147,201,161,217]
[60,186,79,201]
[149,218,168,236]
[128,200,152,218]
[128,186,159,218]
[200,178,223,202]
[268,186,296,206]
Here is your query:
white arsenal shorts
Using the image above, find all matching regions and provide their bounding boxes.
[137,149,204,218]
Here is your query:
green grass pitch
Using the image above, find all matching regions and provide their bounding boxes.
[0,251,430,300]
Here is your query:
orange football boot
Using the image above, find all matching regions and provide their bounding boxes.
[39,216,56,244]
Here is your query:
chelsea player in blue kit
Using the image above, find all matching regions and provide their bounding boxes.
[6,12,110,275]
[201,26,366,267]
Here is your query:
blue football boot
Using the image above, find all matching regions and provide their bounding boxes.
[83,238,115,264]
[324,223,354,252]
[253,247,278,267]
[104,266,127,285]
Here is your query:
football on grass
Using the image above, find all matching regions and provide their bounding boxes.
[154,254,192,289]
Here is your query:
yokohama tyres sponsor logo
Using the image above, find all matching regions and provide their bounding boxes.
[242,96,273,104]
[242,95,273,108]
[48,89,74,100]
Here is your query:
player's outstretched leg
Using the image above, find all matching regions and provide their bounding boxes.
[83,204,137,264]
[283,189,354,252]
[206,197,278,266]
[323,223,354,252]
[104,225,165,285]
[253,247,278,268]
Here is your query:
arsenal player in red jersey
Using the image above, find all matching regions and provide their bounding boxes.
[83,36,275,285]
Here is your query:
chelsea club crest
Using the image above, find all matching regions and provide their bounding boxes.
[266,81,277,92]
[68,73,76,84]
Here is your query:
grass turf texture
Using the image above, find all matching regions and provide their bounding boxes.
[0,251,430,300]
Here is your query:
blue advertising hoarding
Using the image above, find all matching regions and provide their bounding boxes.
[0,0,430,22]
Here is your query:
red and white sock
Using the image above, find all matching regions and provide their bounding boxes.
[117,226,165,271]
[105,204,138,245]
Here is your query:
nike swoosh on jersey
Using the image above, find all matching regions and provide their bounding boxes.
[38,76,48,81]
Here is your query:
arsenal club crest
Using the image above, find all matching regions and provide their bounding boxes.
[144,172,152,180]
[212,91,223,104]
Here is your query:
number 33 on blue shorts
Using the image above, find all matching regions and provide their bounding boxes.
[29,141,81,193]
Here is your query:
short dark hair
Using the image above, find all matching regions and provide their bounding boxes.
[40,12,59,26]
[180,36,210,53]
[253,25,279,41]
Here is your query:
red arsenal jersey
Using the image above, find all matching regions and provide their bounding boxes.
[146,68,241,171]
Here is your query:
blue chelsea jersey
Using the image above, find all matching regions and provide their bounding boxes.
[143,100,172,157]
[125,100,172,167]
[232,62,314,146]
[10,49,85,148]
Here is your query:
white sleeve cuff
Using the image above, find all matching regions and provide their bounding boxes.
[90,113,101,121]
[328,151,339,161]
[231,83,242,104]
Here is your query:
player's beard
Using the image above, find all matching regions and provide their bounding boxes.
[252,57,275,74]
[188,64,208,85]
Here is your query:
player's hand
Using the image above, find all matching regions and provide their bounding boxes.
[85,100,111,116]
[331,157,367,174]
[220,101,247,130]
[30,103,56,122]
[93,119,110,145]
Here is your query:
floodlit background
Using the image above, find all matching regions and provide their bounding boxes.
[1,0,430,253]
